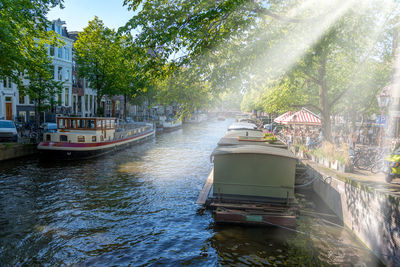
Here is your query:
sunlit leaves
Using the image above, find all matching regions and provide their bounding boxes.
[0,0,63,81]
[74,17,123,115]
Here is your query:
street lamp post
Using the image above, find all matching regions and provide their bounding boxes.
[377,86,390,148]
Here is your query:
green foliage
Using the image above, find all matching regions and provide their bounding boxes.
[74,17,124,116]
[0,0,63,82]
[19,42,64,126]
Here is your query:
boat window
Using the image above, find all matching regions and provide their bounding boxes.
[77,136,85,142]
[46,134,51,141]
[71,119,77,129]
[60,135,68,142]
[100,135,104,141]
[58,119,65,128]
[88,120,95,129]
[92,136,96,142]
[77,120,84,128]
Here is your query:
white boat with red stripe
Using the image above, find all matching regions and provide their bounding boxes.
[37,117,155,160]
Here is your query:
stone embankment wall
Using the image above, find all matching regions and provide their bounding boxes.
[0,143,37,161]
[306,161,400,266]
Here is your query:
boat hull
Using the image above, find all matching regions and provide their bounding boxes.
[37,129,155,160]
[162,125,182,132]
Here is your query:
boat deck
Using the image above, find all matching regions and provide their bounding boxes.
[196,169,214,205]
[197,169,298,228]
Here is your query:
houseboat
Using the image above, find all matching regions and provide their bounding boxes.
[161,118,182,132]
[37,117,155,159]
[197,128,297,227]
[227,122,258,131]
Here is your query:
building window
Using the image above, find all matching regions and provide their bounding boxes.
[85,95,89,111]
[64,47,69,60]
[58,67,63,80]
[72,61,76,71]
[65,70,70,81]
[3,77,11,89]
[77,136,85,142]
[18,111,27,122]
[55,25,61,34]
[58,47,62,58]
[19,90,25,104]
[90,95,93,110]
[29,111,35,121]
[72,75,77,87]
[60,135,68,142]
[46,134,51,141]
[92,136,96,142]
[106,100,112,114]
[78,96,82,112]
[58,93,62,106]
[65,88,69,106]
[50,46,55,56]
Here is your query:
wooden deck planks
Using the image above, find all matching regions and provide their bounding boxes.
[196,169,214,205]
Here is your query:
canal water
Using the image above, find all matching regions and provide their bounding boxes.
[0,119,382,266]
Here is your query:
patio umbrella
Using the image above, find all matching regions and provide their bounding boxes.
[281,108,321,126]
[274,111,293,124]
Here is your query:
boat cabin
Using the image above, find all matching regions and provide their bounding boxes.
[211,145,297,204]
[44,117,117,143]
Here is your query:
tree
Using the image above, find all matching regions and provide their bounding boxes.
[0,0,63,82]
[74,17,122,116]
[123,0,399,140]
[114,35,157,120]
[20,44,63,129]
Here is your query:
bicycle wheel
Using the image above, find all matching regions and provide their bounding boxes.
[371,160,384,174]
[354,156,369,170]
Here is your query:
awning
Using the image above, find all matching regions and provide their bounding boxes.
[274,111,293,124]
[281,108,321,126]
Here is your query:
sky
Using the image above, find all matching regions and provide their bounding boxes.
[47,0,135,32]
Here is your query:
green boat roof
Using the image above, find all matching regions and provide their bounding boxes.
[212,145,296,159]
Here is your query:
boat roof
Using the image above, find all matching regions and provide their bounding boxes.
[228,122,258,130]
[212,145,296,159]
[217,137,287,148]
[219,130,287,148]
[57,117,116,120]
[224,130,263,138]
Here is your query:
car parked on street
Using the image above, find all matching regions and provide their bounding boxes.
[0,120,18,142]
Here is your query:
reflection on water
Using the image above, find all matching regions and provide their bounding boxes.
[0,119,382,266]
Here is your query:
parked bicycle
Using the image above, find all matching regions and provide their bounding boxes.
[353,146,376,170]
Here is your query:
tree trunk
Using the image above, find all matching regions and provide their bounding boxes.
[97,93,102,117]
[123,94,127,121]
[318,54,332,142]
[36,78,42,130]
[350,111,357,132]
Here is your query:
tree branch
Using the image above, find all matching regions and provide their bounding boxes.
[301,71,320,85]
[328,89,347,108]
[290,103,322,113]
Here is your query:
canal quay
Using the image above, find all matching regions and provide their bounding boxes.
[0,119,382,266]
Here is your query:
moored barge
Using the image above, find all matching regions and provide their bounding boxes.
[197,126,298,227]
[37,117,155,160]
